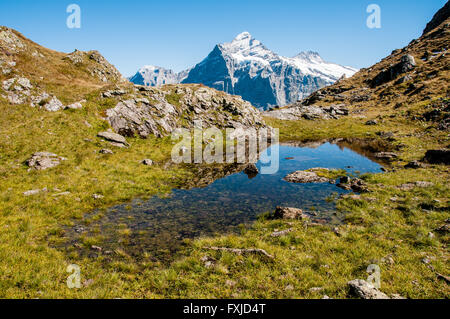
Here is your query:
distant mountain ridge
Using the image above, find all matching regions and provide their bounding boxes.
[130,32,357,109]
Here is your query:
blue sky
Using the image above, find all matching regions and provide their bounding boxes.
[0,0,446,76]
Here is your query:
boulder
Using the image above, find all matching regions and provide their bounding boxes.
[337,178,369,193]
[97,131,129,147]
[243,163,258,176]
[273,207,309,220]
[141,159,153,166]
[423,149,450,165]
[64,102,83,110]
[43,96,64,112]
[348,279,390,299]
[284,170,330,183]
[371,55,416,87]
[26,152,66,170]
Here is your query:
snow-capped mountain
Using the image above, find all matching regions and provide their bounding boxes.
[129,65,189,87]
[130,32,358,109]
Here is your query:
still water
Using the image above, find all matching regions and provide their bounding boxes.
[68,142,382,261]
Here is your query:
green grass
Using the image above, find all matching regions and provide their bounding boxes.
[0,94,448,298]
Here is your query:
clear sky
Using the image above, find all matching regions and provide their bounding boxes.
[0,0,446,76]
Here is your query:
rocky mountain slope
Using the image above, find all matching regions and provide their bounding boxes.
[0,26,267,139]
[129,65,190,87]
[130,32,357,110]
[264,6,449,130]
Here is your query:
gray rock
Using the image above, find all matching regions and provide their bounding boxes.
[374,152,398,160]
[23,188,47,196]
[43,96,64,112]
[141,159,153,166]
[348,279,390,299]
[99,149,113,154]
[271,228,294,237]
[97,131,129,146]
[273,207,309,220]
[64,102,83,110]
[404,160,426,169]
[26,152,66,170]
[284,170,330,183]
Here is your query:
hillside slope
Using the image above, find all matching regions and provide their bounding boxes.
[265,10,449,129]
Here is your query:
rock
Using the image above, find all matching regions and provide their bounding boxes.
[26,152,66,170]
[284,170,330,183]
[23,188,47,196]
[243,163,258,176]
[43,96,64,112]
[91,245,102,251]
[141,159,153,166]
[64,102,83,110]
[435,220,450,234]
[415,181,434,188]
[264,103,349,121]
[371,55,416,87]
[398,181,434,191]
[404,160,425,169]
[97,131,129,147]
[271,228,293,237]
[273,207,308,220]
[348,279,390,299]
[337,178,369,193]
[423,149,450,165]
[374,152,398,160]
[200,255,216,268]
[99,149,113,154]
[309,287,324,293]
[365,120,378,125]
[105,86,267,138]
[92,194,104,199]
[395,74,412,85]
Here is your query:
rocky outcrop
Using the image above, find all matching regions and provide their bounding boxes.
[423,149,450,165]
[422,1,450,35]
[348,280,390,299]
[371,55,416,87]
[264,103,349,120]
[26,152,66,170]
[105,84,267,138]
[1,76,65,111]
[97,131,129,147]
[65,50,125,83]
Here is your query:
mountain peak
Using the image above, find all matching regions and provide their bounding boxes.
[294,51,323,62]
